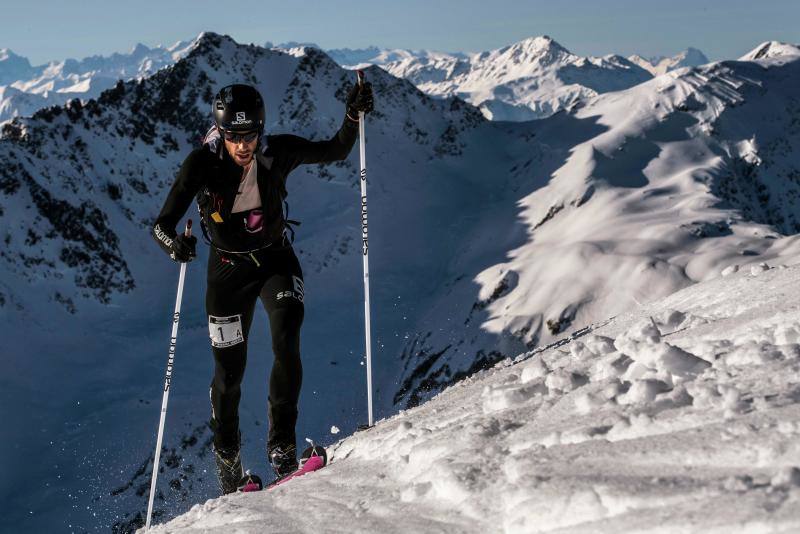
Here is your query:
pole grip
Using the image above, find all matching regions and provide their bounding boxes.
[184,219,193,237]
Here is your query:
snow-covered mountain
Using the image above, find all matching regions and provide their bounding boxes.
[0,40,193,121]
[1,32,798,533]
[0,48,33,84]
[629,47,710,75]
[0,31,513,533]
[334,36,653,121]
[326,45,469,70]
[146,262,800,533]
[391,40,800,410]
[740,40,800,61]
[0,37,711,126]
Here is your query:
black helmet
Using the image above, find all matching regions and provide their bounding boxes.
[213,84,265,132]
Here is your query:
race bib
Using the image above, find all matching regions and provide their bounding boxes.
[209,315,244,348]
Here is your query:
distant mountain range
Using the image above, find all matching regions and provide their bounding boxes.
[0,40,193,121]
[0,36,711,123]
[5,37,799,125]
[322,39,711,120]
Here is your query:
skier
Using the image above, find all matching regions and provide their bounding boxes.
[152,81,374,493]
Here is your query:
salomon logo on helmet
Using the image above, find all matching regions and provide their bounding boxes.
[213,84,266,133]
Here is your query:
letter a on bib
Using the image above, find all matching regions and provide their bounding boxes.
[209,315,244,348]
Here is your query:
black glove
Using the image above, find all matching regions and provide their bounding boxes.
[170,233,197,263]
[346,81,374,121]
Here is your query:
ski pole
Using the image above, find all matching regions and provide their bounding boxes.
[356,70,374,428]
[145,220,192,531]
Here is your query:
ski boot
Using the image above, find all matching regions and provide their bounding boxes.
[213,443,244,495]
[268,442,298,481]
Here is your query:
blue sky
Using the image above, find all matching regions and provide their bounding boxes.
[2,0,799,64]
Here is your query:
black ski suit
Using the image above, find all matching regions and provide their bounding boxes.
[153,115,358,452]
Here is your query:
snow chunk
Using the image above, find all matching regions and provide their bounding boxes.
[771,467,800,489]
[482,381,545,413]
[545,369,585,393]
[615,319,711,380]
[721,340,785,366]
[618,379,672,405]
[574,392,608,414]
[721,264,739,277]
[520,357,549,383]
[591,353,632,381]
[750,262,771,276]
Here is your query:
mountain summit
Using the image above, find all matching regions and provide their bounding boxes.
[356,35,653,120]
[740,40,800,61]
[629,47,710,75]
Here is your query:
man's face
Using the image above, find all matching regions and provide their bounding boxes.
[222,130,259,167]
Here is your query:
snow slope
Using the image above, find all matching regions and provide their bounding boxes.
[392,41,800,411]
[146,261,800,533]
[334,36,653,121]
[0,40,193,121]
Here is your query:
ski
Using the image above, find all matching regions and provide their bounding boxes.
[237,444,327,493]
[267,444,327,490]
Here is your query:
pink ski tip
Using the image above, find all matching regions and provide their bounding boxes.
[268,455,326,489]
[240,482,261,492]
[303,455,324,471]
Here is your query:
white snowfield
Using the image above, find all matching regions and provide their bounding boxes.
[146,264,800,533]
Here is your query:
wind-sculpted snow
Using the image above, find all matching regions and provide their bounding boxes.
[146,264,800,533]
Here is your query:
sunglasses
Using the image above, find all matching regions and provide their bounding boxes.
[222,130,259,143]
